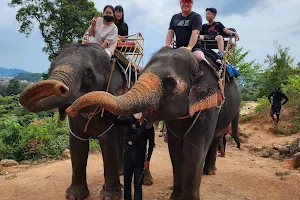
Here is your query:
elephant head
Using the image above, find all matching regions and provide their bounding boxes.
[66,47,223,123]
[19,43,125,119]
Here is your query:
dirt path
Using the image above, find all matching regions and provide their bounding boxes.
[1,102,300,200]
[1,132,300,200]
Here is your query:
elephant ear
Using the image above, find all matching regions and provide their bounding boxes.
[188,61,223,117]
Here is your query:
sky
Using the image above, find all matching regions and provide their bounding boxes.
[0,0,300,73]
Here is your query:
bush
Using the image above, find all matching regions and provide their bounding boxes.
[0,113,69,161]
[255,97,270,114]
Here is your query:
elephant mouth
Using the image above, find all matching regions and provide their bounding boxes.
[19,79,70,113]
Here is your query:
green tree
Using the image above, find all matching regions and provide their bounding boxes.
[9,0,100,61]
[259,42,294,97]
[0,85,8,96]
[228,45,262,101]
[14,73,42,82]
[5,79,29,96]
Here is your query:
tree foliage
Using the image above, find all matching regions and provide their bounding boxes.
[1,79,29,96]
[9,0,100,61]
[258,42,295,96]
[228,44,262,101]
[14,73,42,82]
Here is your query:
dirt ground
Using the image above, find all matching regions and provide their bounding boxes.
[1,102,300,200]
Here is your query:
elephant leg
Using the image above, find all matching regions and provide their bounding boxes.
[203,136,222,175]
[66,134,90,200]
[231,111,241,149]
[167,124,183,200]
[99,129,122,200]
[181,110,218,200]
[219,135,226,157]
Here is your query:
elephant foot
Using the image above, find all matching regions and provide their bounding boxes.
[143,169,153,185]
[170,192,181,200]
[203,166,217,175]
[100,188,122,200]
[66,184,89,200]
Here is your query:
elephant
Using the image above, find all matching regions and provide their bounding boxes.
[66,47,242,200]
[19,43,134,200]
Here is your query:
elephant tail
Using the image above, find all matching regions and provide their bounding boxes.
[231,111,241,149]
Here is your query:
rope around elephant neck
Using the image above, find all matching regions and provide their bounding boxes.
[67,116,120,141]
[166,111,202,139]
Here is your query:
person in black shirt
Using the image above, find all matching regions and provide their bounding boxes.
[165,0,206,62]
[200,8,240,60]
[115,112,155,200]
[115,5,129,40]
[268,87,289,125]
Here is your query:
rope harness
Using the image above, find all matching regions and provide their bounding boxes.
[68,59,120,140]
[166,36,235,139]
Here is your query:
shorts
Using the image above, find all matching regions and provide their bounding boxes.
[271,103,281,115]
[192,47,204,53]
[203,35,217,40]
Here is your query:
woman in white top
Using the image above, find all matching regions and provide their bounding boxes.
[88,5,118,58]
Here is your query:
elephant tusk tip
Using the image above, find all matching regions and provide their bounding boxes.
[66,107,78,117]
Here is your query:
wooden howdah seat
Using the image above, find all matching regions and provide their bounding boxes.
[81,31,144,86]
[172,28,237,50]
[200,28,237,50]
[116,33,144,67]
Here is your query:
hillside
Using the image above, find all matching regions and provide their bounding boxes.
[0,67,30,78]
[14,73,42,83]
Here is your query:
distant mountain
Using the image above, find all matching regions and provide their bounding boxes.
[0,67,31,78]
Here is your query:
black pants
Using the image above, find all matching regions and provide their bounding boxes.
[124,150,145,200]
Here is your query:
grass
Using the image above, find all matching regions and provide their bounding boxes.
[255,97,270,114]
[275,171,291,176]
[239,132,250,138]
[239,115,253,123]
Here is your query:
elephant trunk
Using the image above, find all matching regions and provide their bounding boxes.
[19,80,70,112]
[19,65,75,113]
[66,72,163,117]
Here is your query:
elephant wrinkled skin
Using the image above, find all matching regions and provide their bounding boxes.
[19,43,130,200]
[67,47,242,200]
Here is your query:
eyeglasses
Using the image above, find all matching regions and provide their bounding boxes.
[181,0,193,4]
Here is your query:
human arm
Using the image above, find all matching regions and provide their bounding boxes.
[88,16,98,37]
[185,13,202,50]
[146,126,155,161]
[124,23,128,36]
[268,92,273,104]
[223,27,240,41]
[281,94,289,105]
[165,15,175,47]
[166,30,174,47]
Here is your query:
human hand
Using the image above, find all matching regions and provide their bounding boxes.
[235,32,240,41]
[180,46,192,51]
[144,161,149,169]
[91,15,98,26]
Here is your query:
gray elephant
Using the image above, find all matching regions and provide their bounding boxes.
[19,43,133,200]
[66,47,241,200]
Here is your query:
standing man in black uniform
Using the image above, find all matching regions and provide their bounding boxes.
[268,87,289,125]
[115,112,155,200]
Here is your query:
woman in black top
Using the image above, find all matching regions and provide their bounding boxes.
[115,5,128,40]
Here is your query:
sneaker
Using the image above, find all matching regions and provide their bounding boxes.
[216,59,222,64]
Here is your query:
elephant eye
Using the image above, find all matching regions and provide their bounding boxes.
[163,76,178,94]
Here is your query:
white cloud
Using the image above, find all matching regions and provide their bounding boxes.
[0,0,300,72]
